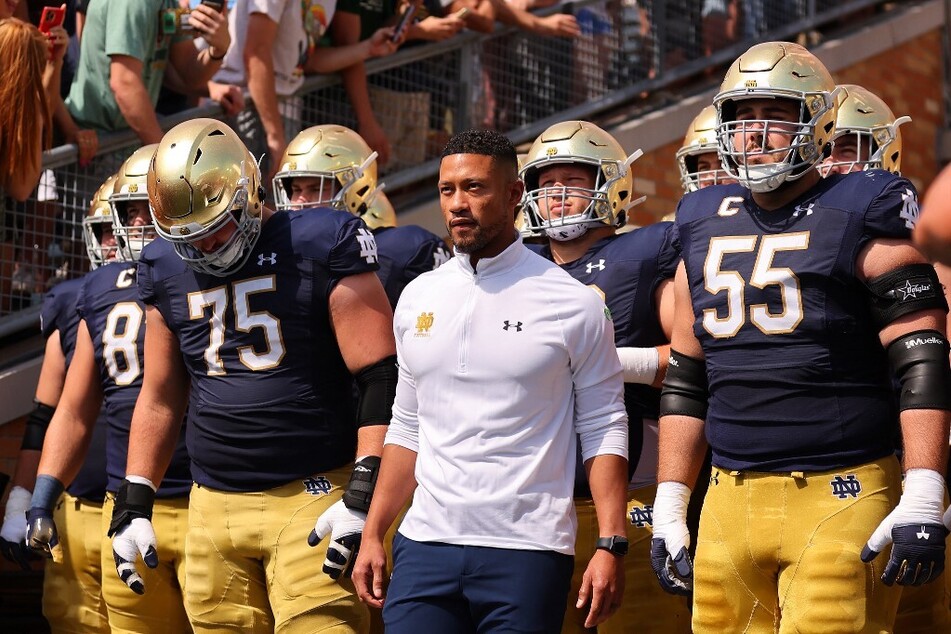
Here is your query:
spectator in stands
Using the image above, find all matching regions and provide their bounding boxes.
[65,0,231,145]
[0,17,59,201]
[214,0,399,183]
[332,0,578,166]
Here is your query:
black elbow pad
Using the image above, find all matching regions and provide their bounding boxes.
[887,330,951,411]
[22,402,56,451]
[355,355,398,428]
[866,263,948,329]
[659,351,709,420]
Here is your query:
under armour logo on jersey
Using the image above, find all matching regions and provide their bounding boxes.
[586,259,606,273]
[793,203,814,217]
[900,188,919,229]
[502,320,523,332]
[830,474,862,499]
[710,472,719,486]
[433,246,450,269]
[257,252,277,266]
[356,228,378,264]
[917,526,932,540]
[303,476,333,496]
[629,505,653,528]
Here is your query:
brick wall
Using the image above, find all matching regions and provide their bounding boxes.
[632,28,946,224]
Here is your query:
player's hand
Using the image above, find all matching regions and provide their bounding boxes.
[107,478,159,594]
[111,518,159,594]
[650,481,693,596]
[25,506,63,563]
[862,469,948,586]
[352,535,389,608]
[308,499,367,580]
[2,486,37,569]
[578,548,624,628]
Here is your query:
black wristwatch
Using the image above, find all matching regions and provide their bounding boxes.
[596,535,629,556]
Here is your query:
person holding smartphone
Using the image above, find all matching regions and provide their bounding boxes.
[64,0,230,146]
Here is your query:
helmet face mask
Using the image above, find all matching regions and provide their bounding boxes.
[273,125,379,221]
[519,121,641,242]
[714,42,839,193]
[819,84,909,176]
[84,174,120,269]
[677,105,732,193]
[149,119,266,277]
[111,144,159,262]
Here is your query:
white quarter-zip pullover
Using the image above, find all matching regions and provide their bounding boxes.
[386,237,628,555]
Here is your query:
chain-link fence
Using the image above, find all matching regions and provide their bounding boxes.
[0,0,901,336]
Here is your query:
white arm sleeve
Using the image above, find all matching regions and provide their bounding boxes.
[617,346,660,385]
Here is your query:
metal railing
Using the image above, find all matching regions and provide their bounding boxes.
[0,0,902,337]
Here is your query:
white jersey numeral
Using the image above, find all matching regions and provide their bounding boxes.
[103,302,144,385]
[703,232,809,338]
[187,275,286,376]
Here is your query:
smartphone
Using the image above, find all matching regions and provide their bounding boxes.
[38,5,66,34]
[200,0,225,11]
[390,0,420,42]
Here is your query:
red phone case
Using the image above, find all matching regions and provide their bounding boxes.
[39,6,65,34]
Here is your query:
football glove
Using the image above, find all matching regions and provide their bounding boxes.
[862,468,948,586]
[1,485,35,569]
[308,499,366,580]
[25,475,65,563]
[650,481,693,596]
[25,506,63,563]
[108,478,158,595]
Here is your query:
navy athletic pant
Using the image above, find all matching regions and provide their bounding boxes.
[382,533,574,633]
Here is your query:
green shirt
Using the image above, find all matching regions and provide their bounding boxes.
[66,0,186,132]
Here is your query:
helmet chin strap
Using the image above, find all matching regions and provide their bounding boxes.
[738,163,790,193]
[546,221,589,242]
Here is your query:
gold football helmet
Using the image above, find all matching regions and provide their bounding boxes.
[519,121,642,241]
[676,105,729,193]
[362,185,397,229]
[149,119,265,276]
[714,41,839,193]
[111,144,158,261]
[823,84,910,175]
[273,125,378,219]
[84,173,119,269]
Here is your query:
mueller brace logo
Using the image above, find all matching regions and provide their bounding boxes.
[830,474,862,500]
[629,505,653,528]
[303,476,333,496]
[905,335,943,349]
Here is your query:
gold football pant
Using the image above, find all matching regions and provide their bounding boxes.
[563,486,692,633]
[693,456,903,633]
[184,466,369,634]
[100,494,190,634]
[42,493,109,634]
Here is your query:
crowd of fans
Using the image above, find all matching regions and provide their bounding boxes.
[0,0,884,316]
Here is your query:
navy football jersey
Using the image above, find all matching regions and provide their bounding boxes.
[39,278,108,501]
[674,170,919,472]
[373,225,451,308]
[138,208,380,492]
[537,223,679,485]
[78,262,191,497]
